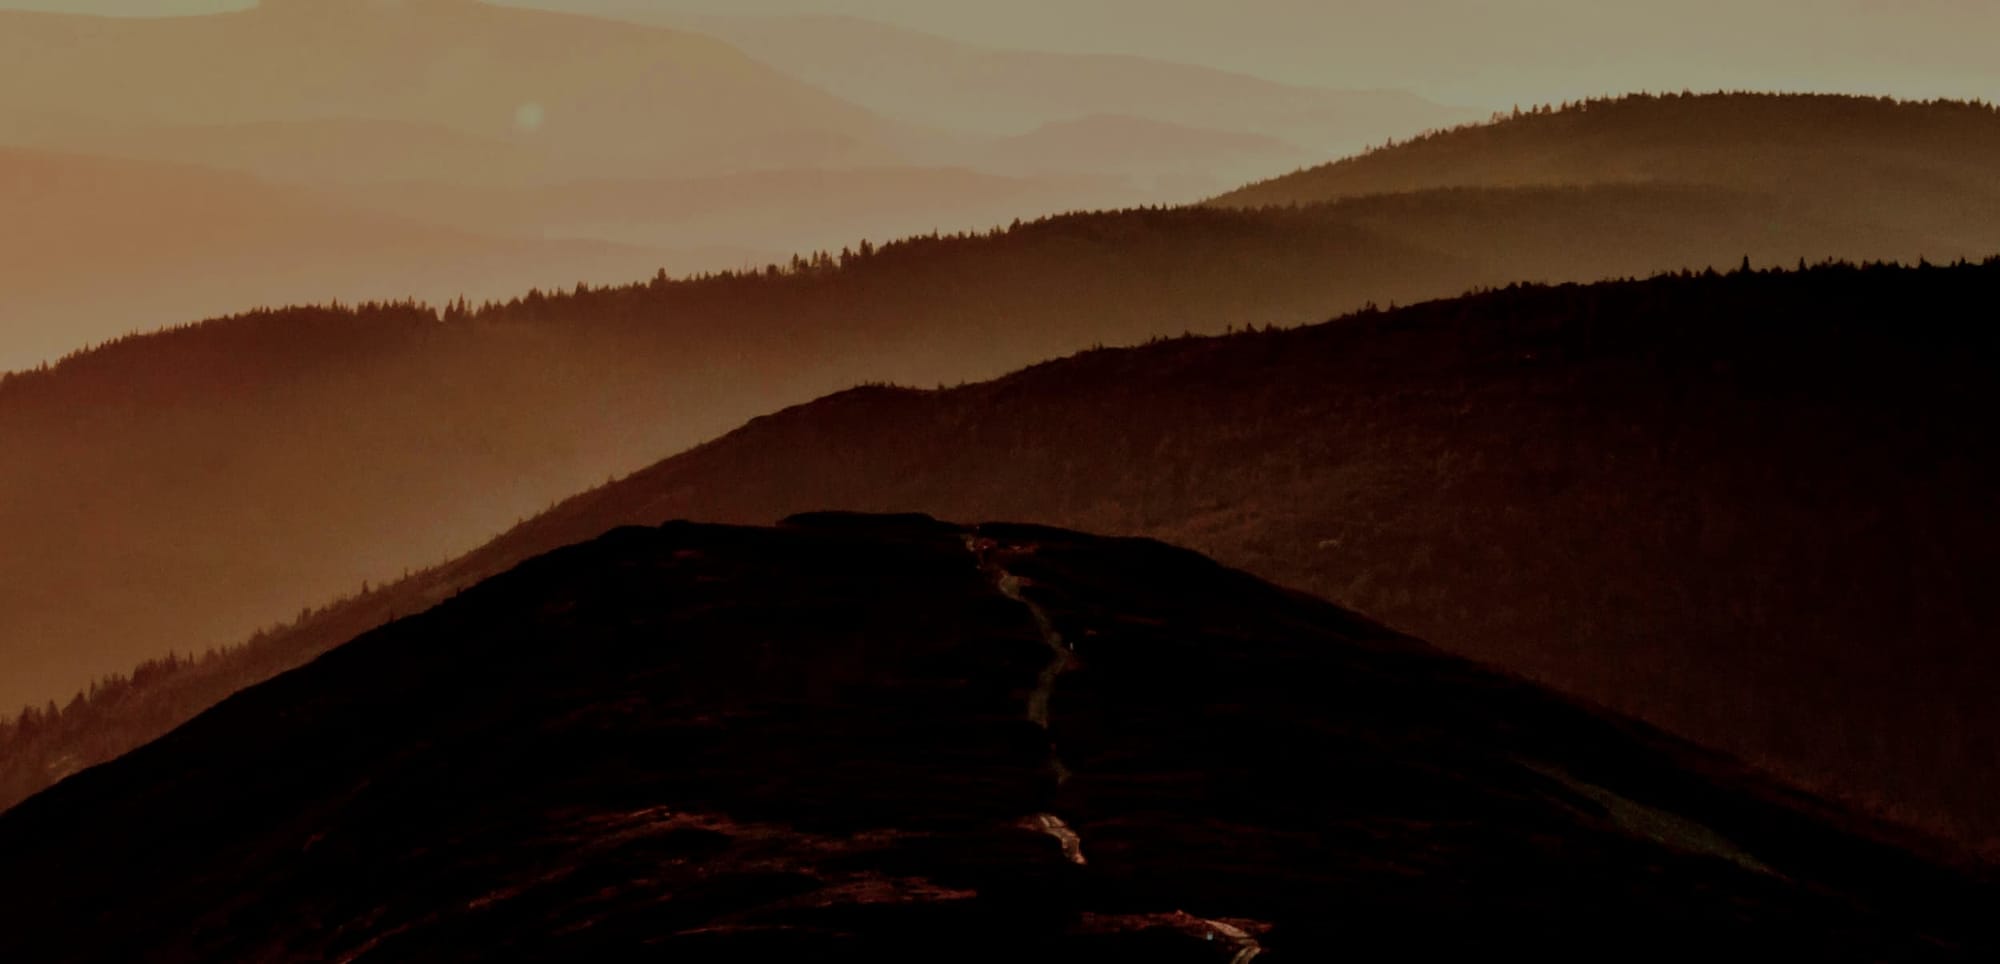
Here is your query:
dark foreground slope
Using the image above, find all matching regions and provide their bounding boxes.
[0,516,1988,961]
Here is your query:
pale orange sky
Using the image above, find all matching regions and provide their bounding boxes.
[8,0,1999,106]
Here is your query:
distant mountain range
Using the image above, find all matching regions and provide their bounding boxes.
[0,0,917,178]
[0,515,1988,960]
[0,136,1140,369]
[0,145,667,372]
[515,0,2000,108]
[0,0,1471,366]
[978,115,1311,195]
[327,166,1143,262]
[641,12,1476,155]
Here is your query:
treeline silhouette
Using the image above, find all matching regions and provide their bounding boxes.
[11,261,1996,863]
[0,574,424,808]
[1217,92,2000,219]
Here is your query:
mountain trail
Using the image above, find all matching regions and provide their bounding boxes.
[965,532,1082,863]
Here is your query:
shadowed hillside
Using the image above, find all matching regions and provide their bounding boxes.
[9,263,1998,862]
[0,516,1989,960]
[0,205,1464,716]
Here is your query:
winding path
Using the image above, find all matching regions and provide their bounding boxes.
[966,534,1083,862]
[966,532,1264,960]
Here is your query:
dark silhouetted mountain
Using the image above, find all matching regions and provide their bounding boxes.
[1215,93,2000,251]
[10,262,1999,866]
[0,515,1989,961]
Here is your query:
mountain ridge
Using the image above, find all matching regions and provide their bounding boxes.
[9,261,1998,862]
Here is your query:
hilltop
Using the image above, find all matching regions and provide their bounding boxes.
[0,516,1988,960]
[1216,93,2000,246]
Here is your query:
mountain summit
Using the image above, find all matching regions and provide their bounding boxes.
[0,515,1987,960]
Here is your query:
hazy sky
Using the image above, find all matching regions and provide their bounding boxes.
[9,0,2000,106]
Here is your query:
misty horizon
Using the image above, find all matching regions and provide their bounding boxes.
[7,1,2000,372]
[3,0,1997,106]
[2,2,1997,955]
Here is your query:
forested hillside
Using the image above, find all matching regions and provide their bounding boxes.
[11,262,1997,862]
[16,165,1989,721]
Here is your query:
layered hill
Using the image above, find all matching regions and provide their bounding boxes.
[0,0,995,366]
[1215,93,2000,248]
[331,166,1143,259]
[518,1,2000,108]
[603,12,1475,156]
[0,2,1226,370]
[0,140,1144,367]
[0,515,1989,960]
[15,117,559,188]
[978,115,1310,194]
[10,263,1995,864]
[3,169,1986,718]
[0,146,668,371]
